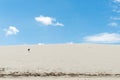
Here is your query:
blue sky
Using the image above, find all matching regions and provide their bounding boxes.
[1,0,120,45]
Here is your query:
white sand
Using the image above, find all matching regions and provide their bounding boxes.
[0,44,120,73]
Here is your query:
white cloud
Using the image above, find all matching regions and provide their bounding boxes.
[84,33,120,43]
[35,15,64,26]
[110,16,120,20]
[66,42,74,44]
[112,0,120,13]
[112,6,120,13]
[4,26,19,36]
[38,43,45,45]
[54,22,64,26]
[113,0,120,3]
[108,22,118,27]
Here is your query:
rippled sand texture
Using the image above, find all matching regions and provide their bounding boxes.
[0,77,120,80]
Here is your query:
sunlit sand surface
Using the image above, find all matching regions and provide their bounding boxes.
[0,44,120,79]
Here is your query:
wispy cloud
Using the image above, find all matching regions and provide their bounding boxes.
[65,42,75,44]
[108,0,120,27]
[35,15,64,26]
[108,22,118,27]
[84,33,120,43]
[110,16,120,20]
[4,26,19,36]
[113,0,120,3]
[38,43,45,45]
[112,0,120,13]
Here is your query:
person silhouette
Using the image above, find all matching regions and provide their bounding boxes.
[28,48,30,52]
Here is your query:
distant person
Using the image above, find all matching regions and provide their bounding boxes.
[28,48,30,53]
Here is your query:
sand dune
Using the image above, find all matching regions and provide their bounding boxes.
[0,44,120,74]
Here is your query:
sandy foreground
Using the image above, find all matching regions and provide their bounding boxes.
[0,44,120,73]
[0,77,120,80]
[0,44,120,78]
